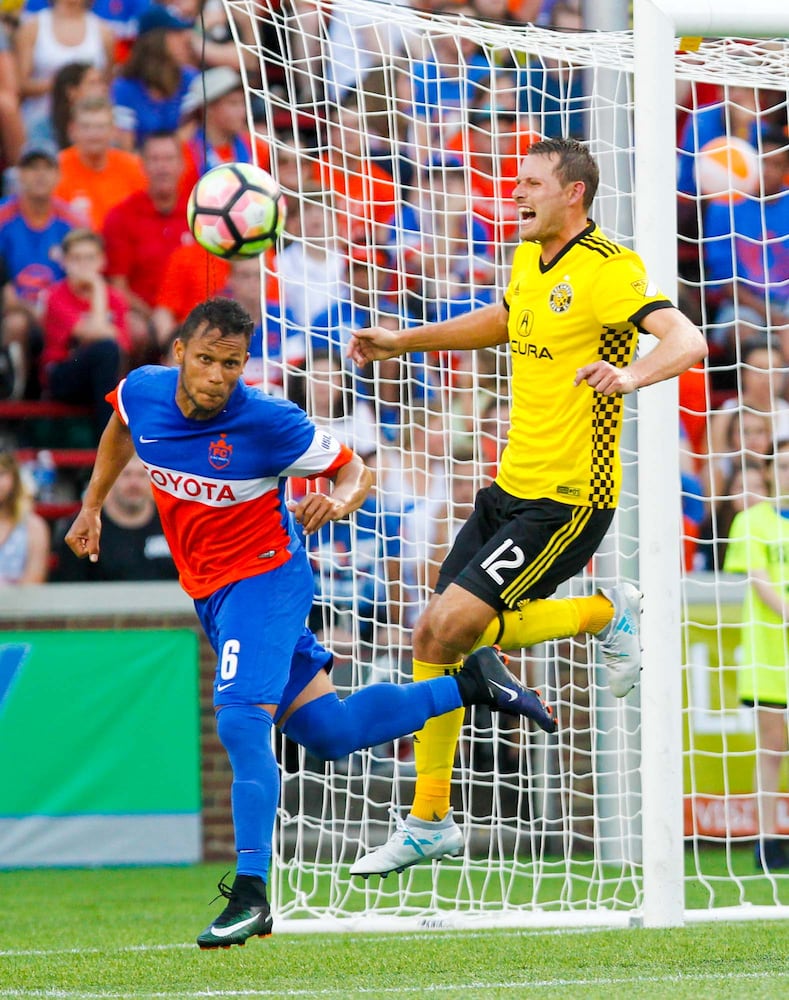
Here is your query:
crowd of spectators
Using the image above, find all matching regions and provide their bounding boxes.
[0,0,786,624]
[676,81,789,575]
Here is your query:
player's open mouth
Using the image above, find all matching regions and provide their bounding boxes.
[519,207,536,221]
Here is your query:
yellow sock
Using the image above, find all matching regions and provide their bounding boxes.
[577,593,615,635]
[473,594,614,650]
[410,658,464,823]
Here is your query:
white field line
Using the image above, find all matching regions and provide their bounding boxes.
[0,925,604,958]
[0,970,787,998]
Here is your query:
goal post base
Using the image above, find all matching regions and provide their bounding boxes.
[273,910,635,935]
[274,905,789,934]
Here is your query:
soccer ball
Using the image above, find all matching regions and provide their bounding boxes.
[696,136,760,200]
[186,162,287,259]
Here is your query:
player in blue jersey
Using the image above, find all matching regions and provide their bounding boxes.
[65,296,556,948]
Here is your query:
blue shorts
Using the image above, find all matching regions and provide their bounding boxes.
[194,551,333,719]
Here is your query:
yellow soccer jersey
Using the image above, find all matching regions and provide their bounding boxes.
[497,221,672,507]
[724,502,789,703]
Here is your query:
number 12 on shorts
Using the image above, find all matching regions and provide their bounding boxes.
[480,539,525,585]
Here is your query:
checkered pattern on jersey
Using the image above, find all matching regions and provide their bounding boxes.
[589,326,631,506]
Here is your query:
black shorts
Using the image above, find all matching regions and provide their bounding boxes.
[436,482,615,611]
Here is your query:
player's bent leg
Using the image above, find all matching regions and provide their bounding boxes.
[197,705,276,949]
[408,590,493,825]
[472,587,642,699]
[474,596,584,649]
[280,675,463,760]
[472,593,611,652]
[347,648,557,879]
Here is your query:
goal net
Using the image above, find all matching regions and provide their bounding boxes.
[219,0,789,929]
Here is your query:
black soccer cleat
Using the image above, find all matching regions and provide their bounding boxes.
[197,873,273,949]
[458,645,557,733]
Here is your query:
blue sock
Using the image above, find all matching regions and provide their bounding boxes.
[282,676,462,760]
[216,705,279,881]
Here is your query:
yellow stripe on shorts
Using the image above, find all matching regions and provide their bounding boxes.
[500,506,593,608]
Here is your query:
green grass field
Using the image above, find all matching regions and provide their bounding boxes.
[2,854,789,1000]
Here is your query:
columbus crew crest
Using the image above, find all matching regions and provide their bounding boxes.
[549,282,573,313]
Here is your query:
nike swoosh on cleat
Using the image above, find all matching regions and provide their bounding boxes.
[488,680,518,703]
[208,914,263,938]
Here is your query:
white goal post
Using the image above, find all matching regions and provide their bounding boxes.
[634,0,789,928]
[218,0,789,932]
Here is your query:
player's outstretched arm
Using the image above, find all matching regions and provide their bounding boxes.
[348,303,510,367]
[288,452,373,536]
[65,414,136,563]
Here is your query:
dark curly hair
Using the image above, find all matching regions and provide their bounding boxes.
[179,297,254,343]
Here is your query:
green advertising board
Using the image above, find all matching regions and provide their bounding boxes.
[684,599,789,838]
[0,629,201,866]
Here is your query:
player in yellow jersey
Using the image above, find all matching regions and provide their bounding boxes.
[347,137,708,877]
[724,439,789,872]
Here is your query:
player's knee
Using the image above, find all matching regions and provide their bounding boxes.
[413,602,477,656]
[216,704,272,759]
[413,604,449,650]
[282,693,351,761]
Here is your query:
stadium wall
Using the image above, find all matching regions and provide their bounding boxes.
[2,577,772,867]
[0,583,235,864]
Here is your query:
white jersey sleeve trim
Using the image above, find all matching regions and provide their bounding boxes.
[280,427,345,478]
[115,378,130,426]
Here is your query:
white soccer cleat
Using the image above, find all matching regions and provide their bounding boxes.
[350,809,464,878]
[597,583,642,697]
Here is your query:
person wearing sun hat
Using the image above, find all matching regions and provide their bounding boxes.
[177,65,270,200]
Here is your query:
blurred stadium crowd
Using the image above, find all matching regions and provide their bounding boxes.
[0,0,787,611]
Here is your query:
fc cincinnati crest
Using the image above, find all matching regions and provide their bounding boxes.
[549,282,573,313]
[208,433,233,470]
